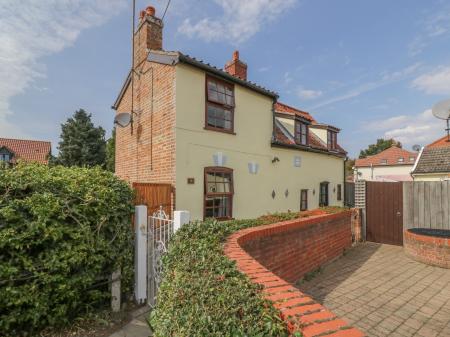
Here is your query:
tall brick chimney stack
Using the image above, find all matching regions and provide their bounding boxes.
[225,50,248,81]
[134,5,163,66]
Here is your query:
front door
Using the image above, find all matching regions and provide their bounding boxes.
[319,182,329,207]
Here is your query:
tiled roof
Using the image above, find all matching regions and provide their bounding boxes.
[0,138,51,164]
[427,135,450,148]
[273,120,346,157]
[355,146,417,167]
[413,135,450,174]
[274,102,316,123]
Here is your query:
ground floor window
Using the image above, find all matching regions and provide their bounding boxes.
[319,182,329,207]
[300,189,308,211]
[204,167,233,219]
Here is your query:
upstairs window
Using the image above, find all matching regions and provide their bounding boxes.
[204,167,233,220]
[295,121,308,145]
[327,130,337,150]
[206,76,235,133]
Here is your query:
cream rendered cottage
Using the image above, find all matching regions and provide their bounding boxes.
[113,6,347,220]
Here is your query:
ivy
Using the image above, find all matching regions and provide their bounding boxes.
[0,164,134,336]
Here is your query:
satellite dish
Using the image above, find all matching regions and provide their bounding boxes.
[432,99,450,120]
[412,144,421,152]
[114,112,132,127]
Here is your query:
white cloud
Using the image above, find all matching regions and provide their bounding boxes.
[409,6,450,56]
[178,0,297,44]
[0,0,125,138]
[363,109,444,148]
[297,88,323,100]
[311,63,421,109]
[412,66,450,95]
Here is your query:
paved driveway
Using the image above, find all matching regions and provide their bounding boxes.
[298,243,450,337]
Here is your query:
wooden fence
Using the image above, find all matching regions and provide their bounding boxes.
[133,183,175,218]
[403,181,450,230]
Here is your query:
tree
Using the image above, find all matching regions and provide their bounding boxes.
[57,109,106,167]
[105,127,115,172]
[359,138,401,159]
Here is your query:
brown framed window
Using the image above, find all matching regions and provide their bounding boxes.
[337,184,342,201]
[295,121,308,145]
[205,76,235,133]
[327,130,337,150]
[319,182,329,207]
[300,189,308,211]
[204,167,233,219]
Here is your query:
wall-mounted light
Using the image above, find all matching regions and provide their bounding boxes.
[313,189,316,195]
[248,162,259,174]
[272,156,280,163]
[272,190,276,199]
[213,152,227,166]
[285,189,289,198]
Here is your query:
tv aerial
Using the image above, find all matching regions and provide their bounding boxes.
[412,144,421,152]
[432,99,450,142]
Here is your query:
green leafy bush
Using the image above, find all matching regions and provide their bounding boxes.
[0,164,134,336]
[149,218,290,337]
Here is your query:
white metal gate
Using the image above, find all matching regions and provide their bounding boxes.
[147,206,174,306]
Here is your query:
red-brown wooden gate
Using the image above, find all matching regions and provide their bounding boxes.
[133,183,175,218]
[366,181,403,246]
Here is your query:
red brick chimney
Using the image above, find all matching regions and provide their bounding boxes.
[225,50,248,81]
[134,5,163,66]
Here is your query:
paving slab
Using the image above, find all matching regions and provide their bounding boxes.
[298,242,450,337]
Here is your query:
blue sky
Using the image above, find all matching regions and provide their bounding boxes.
[2,0,450,157]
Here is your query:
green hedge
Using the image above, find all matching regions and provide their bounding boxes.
[0,164,134,336]
[149,212,308,337]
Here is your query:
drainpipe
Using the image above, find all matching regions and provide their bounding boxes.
[343,157,347,207]
[271,99,277,142]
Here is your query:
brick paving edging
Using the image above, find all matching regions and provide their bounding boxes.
[223,211,365,337]
[404,229,450,269]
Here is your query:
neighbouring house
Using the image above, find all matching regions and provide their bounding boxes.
[412,135,450,181]
[354,145,418,182]
[112,6,347,220]
[0,138,51,166]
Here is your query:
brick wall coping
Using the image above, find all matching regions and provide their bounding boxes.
[224,211,365,337]
[404,229,450,269]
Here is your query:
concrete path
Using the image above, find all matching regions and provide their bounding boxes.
[108,306,151,337]
[298,242,450,337]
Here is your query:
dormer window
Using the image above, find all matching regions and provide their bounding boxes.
[380,159,387,165]
[295,120,308,146]
[205,76,235,133]
[327,130,337,150]
[398,157,404,163]
[409,156,415,162]
[1,153,9,162]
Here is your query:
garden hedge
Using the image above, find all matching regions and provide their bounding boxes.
[0,164,134,336]
[149,210,341,337]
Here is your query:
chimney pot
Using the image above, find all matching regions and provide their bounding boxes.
[139,10,146,21]
[233,50,239,61]
[146,6,156,16]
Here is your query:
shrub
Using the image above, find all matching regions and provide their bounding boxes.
[0,163,134,336]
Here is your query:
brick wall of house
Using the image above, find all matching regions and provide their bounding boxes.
[115,61,176,185]
[224,211,363,336]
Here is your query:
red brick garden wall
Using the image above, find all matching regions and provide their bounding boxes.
[224,211,364,337]
[404,229,450,269]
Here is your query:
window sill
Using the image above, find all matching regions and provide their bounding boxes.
[204,126,236,135]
